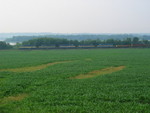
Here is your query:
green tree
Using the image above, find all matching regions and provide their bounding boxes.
[122,38,132,45]
[72,40,79,47]
[0,41,12,49]
[132,37,139,44]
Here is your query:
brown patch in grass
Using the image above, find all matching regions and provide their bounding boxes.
[0,61,71,72]
[85,58,92,61]
[70,66,125,79]
[1,94,28,104]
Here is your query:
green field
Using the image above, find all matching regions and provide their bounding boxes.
[0,49,150,113]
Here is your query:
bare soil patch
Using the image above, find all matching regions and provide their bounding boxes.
[85,58,92,61]
[70,66,125,79]
[0,61,71,72]
[0,93,28,104]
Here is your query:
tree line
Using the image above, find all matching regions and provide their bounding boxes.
[1,37,150,49]
[22,37,150,48]
[0,41,12,49]
[5,34,150,43]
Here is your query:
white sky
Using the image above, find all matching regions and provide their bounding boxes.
[0,0,150,33]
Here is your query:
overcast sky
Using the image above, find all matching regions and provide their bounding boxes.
[0,0,150,33]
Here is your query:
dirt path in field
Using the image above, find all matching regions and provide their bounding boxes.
[70,66,125,79]
[0,61,72,72]
[0,93,28,104]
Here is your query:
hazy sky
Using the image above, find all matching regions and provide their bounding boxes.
[0,0,150,33]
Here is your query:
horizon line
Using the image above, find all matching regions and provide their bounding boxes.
[0,32,150,34]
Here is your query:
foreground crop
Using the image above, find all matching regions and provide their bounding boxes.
[0,49,150,113]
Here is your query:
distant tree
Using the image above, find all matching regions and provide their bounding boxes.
[35,38,44,48]
[72,40,79,47]
[142,39,149,45]
[122,38,132,45]
[0,41,12,49]
[14,42,22,48]
[91,40,99,47]
[132,37,139,44]
[105,39,115,45]
[114,39,122,45]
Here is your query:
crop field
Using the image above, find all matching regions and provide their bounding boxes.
[0,49,150,113]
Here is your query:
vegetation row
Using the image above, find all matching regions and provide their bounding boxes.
[22,37,150,48]
[1,37,150,49]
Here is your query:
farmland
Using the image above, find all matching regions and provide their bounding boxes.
[0,49,150,113]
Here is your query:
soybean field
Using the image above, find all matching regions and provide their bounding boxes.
[0,49,150,113]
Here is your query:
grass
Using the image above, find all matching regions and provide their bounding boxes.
[0,49,150,113]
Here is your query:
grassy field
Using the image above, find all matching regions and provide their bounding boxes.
[0,49,150,113]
